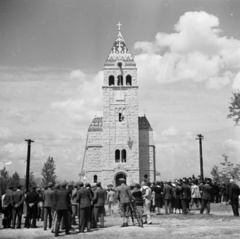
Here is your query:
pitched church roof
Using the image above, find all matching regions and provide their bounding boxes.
[138,116,152,130]
[88,117,103,132]
[105,22,135,64]
[88,116,152,132]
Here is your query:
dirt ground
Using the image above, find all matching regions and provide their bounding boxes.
[0,203,239,239]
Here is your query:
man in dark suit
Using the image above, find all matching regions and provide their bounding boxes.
[12,184,24,229]
[181,179,191,215]
[2,185,14,228]
[163,180,172,215]
[54,182,71,237]
[200,179,212,214]
[227,178,240,216]
[76,181,92,233]
[116,178,132,227]
[25,185,40,228]
[92,182,105,228]
[43,182,54,230]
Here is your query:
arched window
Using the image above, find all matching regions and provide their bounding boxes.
[117,75,123,86]
[126,75,132,86]
[115,149,120,162]
[109,75,114,86]
[93,175,98,183]
[122,149,127,162]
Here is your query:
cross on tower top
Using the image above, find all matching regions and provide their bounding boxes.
[117,22,122,31]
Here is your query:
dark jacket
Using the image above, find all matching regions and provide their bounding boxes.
[229,183,240,201]
[181,183,191,200]
[3,190,13,207]
[25,190,39,208]
[163,184,172,200]
[76,187,92,209]
[93,187,105,207]
[54,188,71,210]
[43,188,54,207]
[131,188,143,206]
[12,190,24,209]
[201,183,212,200]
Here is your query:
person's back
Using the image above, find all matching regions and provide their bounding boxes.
[163,183,172,200]
[202,183,212,200]
[13,189,24,207]
[76,187,92,209]
[107,190,116,202]
[117,184,132,203]
[116,178,132,227]
[43,187,54,207]
[93,187,105,207]
[229,183,240,200]
[55,188,70,210]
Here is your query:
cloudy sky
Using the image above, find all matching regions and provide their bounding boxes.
[1,0,240,182]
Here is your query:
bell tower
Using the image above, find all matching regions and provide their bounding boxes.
[102,23,140,185]
[81,23,156,187]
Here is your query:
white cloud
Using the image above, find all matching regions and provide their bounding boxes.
[206,72,232,89]
[134,11,240,89]
[232,72,240,91]
[161,126,179,136]
[223,139,240,151]
[50,98,84,112]
[70,69,86,80]
[0,127,12,139]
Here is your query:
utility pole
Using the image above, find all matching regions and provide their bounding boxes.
[196,134,204,182]
[25,139,34,192]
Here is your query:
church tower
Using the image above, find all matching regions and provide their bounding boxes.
[102,22,139,186]
[81,23,156,187]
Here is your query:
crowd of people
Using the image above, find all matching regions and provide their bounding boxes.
[0,176,239,237]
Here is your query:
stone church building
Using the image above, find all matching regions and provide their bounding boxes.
[81,24,156,187]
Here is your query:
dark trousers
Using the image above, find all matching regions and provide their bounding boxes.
[79,207,91,232]
[3,205,12,228]
[231,199,239,216]
[55,210,69,235]
[43,207,52,229]
[200,199,211,214]
[12,206,23,228]
[164,199,171,214]
[25,205,38,228]
[212,194,219,203]
[181,199,189,215]
[92,206,104,228]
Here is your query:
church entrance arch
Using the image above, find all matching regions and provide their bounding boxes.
[115,172,127,187]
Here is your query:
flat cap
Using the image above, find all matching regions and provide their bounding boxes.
[61,182,67,187]
[48,182,53,187]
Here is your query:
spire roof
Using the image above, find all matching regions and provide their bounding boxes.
[105,22,135,64]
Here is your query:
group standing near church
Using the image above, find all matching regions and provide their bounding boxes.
[0,176,239,237]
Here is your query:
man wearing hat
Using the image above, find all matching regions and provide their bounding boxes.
[43,182,54,230]
[180,178,191,215]
[92,182,105,228]
[54,182,71,237]
[116,178,132,227]
[12,184,24,229]
[25,184,40,228]
[76,181,92,233]
[3,185,14,228]
[227,178,240,216]
[200,179,212,214]
[163,180,173,215]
